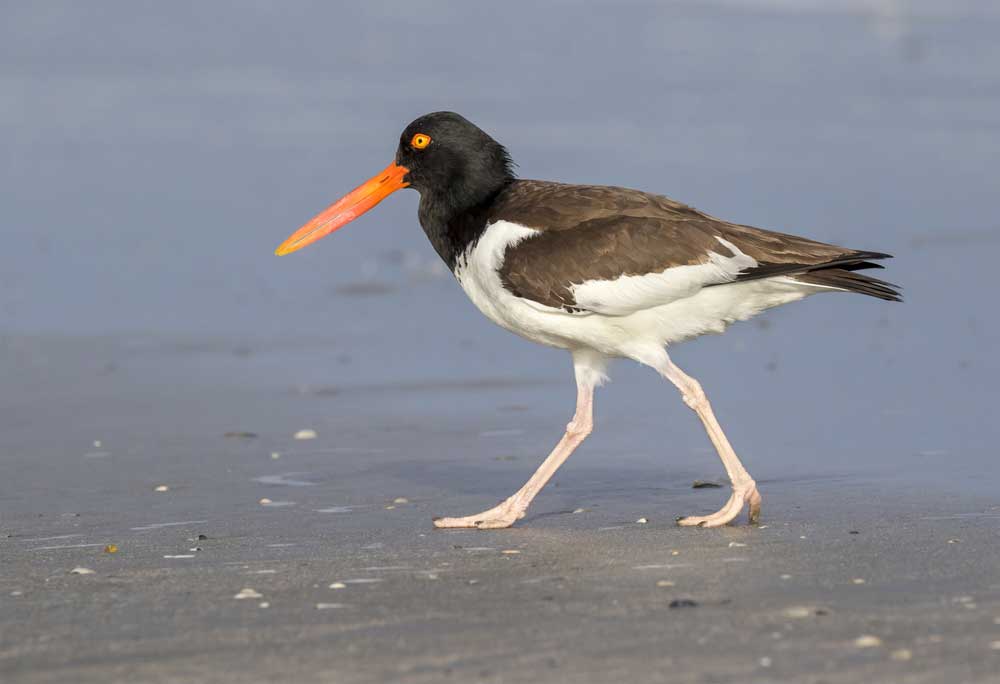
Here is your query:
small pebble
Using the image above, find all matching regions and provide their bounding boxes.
[197,534,209,540]
[189,547,202,552]
[70,567,95,575]
[294,429,318,440]
[258,602,270,608]
[852,578,866,585]
[329,582,347,589]
[393,497,409,504]
[104,544,118,554]
[782,606,813,619]
[656,580,675,587]
[154,485,169,492]
[890,648,913,661]
[780,574,792,580]
[385,505,396,510]
[270,452,281,460]
[669,599,698,609]
[670,550,680,556]
[854,635,882,648]
[759,657,772,668]
[636,517,648,524]
[502,549,521,555]
[259,498,273,505]
[93,440,102,448]
[234,588,263,599]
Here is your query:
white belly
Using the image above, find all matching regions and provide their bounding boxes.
[453,220,820,359]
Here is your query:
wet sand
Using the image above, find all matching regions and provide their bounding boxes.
[2,335,999,684]
[3,2,1000,681]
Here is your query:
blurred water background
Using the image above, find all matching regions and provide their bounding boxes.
[2,0,998,500]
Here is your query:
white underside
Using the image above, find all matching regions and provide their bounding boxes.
[453,220,831,370]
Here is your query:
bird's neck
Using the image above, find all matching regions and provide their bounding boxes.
[418,178,515,271]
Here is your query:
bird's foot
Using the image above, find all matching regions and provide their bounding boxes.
[677,480,761,528]
[432,498,525,529]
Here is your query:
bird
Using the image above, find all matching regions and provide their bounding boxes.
[275,111,900,529]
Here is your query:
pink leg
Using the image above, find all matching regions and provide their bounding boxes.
[651,351,761,527]
[433,351,603,530]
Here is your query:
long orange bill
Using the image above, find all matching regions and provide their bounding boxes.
[275,161,409,256]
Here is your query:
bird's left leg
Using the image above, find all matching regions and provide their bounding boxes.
[648,349,761,527]
[433,350,604,530]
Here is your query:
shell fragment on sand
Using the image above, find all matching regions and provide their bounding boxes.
[294,429,318,440]
[782,606,819,619]
[234,588,263,599]
[854,635,882,648]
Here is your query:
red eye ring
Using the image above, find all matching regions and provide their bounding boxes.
[410,133,431,150]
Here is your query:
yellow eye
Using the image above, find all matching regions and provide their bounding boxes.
[410,133,431,150]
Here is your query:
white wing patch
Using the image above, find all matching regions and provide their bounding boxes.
[568,236,758,316]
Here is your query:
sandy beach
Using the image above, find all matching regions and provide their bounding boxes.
[2,332,999,683]
[2,1,999,681]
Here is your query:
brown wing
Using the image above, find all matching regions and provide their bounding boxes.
[493,180,895,312]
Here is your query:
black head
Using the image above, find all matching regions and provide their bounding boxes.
[396,112,515,215]
[274,111,514,258]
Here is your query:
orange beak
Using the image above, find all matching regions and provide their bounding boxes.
[275,161,409,256]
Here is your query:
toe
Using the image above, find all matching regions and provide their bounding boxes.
[676,516,709,527]
[474,517,515,529]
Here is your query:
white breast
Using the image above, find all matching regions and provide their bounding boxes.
[453,221,574,348]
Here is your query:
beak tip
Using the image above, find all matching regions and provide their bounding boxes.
[277,160,408,257]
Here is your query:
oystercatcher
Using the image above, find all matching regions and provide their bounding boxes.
[276,112,899,528]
